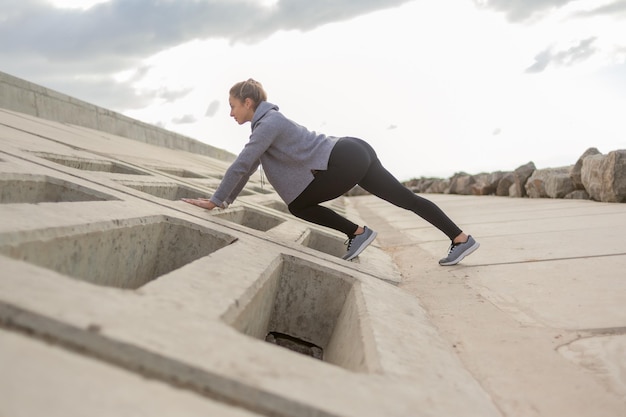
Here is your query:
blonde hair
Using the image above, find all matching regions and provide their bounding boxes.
[230,79,267,108]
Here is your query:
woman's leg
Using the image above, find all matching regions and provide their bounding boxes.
[345,138,464,241]
[289,137,464,242]
[351,138,480,265]
[288,138,372,237]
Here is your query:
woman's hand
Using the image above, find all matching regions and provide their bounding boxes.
[181,198,218,210]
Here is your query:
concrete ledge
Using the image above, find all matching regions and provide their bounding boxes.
[0,329,263,417]
[0,71,234,161]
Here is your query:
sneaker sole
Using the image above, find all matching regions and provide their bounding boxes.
[439,241,480,266]
[343,230,378,261]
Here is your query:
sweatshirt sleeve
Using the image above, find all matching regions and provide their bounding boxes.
[209,118,277,207]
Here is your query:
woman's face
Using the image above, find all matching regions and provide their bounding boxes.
[229,96,255,125]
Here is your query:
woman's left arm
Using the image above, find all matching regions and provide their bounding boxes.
[210,120,278,206]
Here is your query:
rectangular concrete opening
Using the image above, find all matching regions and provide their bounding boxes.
[212,206,285,232]
[116,181,208,201]
[34,153,149,175]
[0,216,236,289]
[153,167,206,178]
[260,200,289,213]
[224,255,372,373]
[0,175,118,204]
[298,229,346,257]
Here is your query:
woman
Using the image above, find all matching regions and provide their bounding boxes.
[183,79,479,265]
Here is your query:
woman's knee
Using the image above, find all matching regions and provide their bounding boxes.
[288,201,311,219]
[287,202,301,217]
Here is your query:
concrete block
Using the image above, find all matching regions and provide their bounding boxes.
[115,180,209,201]
[0,216,237,289]
[0,173,117,204]
[33,151,150,175]
[213,205,286,232]
[225,254,373,372]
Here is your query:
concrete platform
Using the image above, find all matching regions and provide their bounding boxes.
[0,101,625,417]
[0,108,496,417]
[351,193,626,416]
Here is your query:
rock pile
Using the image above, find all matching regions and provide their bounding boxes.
[403,148,626,203]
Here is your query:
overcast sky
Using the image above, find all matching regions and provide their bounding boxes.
[1,0,625,179]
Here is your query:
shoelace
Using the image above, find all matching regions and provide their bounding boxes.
[446,241,461,254]
[344,237,354,251]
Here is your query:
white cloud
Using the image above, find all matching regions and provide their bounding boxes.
[1,0,414,61]
[526,37,599,72]
[205,101,221,118]
[172,114,197,125]
[1,0,625,179]
[474,0,579,22]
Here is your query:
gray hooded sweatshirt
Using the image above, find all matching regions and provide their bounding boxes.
[210,101,339,207]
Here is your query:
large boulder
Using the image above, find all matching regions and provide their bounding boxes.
[472,171,507,195]
[496,172,515,196]
[513,162,536,197]
[509,182,522,198]
[448,172,475,195]
[426,179,450,194]
[581,150,626,202]
[415,178,435,193]
[545,168,577,198]
[526,167,575,198]
[403,177,450,194]
[570,147,601,189]
[405,177,451,194]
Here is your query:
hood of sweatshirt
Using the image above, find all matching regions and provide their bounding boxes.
[251,101,279,131]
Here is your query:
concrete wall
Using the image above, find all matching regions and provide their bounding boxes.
[0,71,235,162]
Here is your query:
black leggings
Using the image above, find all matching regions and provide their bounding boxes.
[288,137,463,239]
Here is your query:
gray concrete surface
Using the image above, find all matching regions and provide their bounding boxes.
[0,78,625,416]
[351,193,626,416]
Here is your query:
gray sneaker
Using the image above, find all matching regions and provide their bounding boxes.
[439,235,480,266]
[343,227,377,261]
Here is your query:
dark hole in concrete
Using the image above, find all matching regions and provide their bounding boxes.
[266,331,323,360]
[224,255,373,372]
